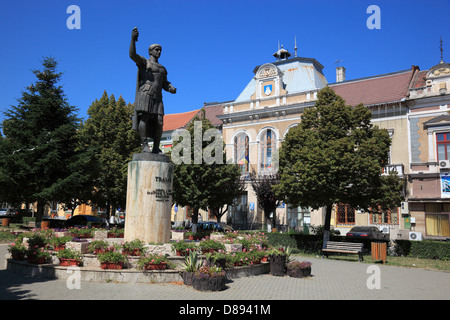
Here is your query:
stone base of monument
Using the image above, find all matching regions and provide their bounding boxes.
[124,153,173,244]
[5,250,269,283]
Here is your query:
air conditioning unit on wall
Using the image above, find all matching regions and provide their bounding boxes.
[439,160,450,169]
[409,231,423,241]
[379,226,390,234]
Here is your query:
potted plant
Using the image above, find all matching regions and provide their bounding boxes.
[70,227,93,239]
[121,239,146,256]
[8,243,27,260]
[205,250,228,269]
[57,248,83,267]
[198,239,225,254]
[97,251,127,269]
[88,240,111,254]
[286,261,312,278]
[107,227,124,238]
[192,265,227,291]
[181,250,202,285]
[49,236,73,251]
[171,241,197,256]
[137,253,169,270]
[26,246,51,264]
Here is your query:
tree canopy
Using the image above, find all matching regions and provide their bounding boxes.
[274,86,404,241]
[77,91,140,216]
[0,57,87,219]
[171,109,243,230]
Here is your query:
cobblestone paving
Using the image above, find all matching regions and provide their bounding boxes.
[1,244,449,301]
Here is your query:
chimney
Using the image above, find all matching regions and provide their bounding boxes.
[336,66,346,82]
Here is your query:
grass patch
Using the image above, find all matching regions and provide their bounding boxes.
[293,252,450,272]
[0,230,20,243]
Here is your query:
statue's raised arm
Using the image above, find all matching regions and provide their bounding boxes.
[129,27,140,63]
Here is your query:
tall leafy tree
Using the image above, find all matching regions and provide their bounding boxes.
[0,57,86,219]
[172,109,242,231]
[77,92,140,217]
[207,161,245,223]
[274,86,404,245]
[250,172,282,229]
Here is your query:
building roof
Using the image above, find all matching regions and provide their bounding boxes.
[235,57,328,103]
[162,103,225,133]
[163,109,200,132]
[195,103,225,127]
[329,68,415,106]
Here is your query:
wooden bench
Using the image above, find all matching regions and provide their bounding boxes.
[322,241,364,261]
[21,221,36,230]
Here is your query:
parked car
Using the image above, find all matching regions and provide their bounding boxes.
[346,226,389,240]
[0,208,14,217]
[65,215,106,228]
[194,221,234,232]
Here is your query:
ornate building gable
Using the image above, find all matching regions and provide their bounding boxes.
[251,63,287,100]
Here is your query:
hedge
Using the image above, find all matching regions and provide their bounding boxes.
[266,233,449,261]
[394,240,450,260]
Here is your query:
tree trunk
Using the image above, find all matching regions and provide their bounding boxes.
[322,205,332,249]
[36,200,45,222]
[192,207,199,233]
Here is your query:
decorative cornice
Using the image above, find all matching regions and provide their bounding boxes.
[217,102,314,124]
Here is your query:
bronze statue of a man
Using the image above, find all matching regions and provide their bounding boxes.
[129,27,176,153]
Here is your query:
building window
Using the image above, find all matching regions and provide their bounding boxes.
[259,129,276,173]
[425,203,450,237]
[426,214,450,236]
[287,205,311,232]
[370,207,398,224]
[436,132,450,161]
[336,204,355,224]
[234,132,249,173]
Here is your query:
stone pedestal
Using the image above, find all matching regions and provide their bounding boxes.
[124,153,173,244]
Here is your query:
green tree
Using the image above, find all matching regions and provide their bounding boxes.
[78,91,140,217]
[171,109,242,231]
[250,172,281,230]
[0,57,87,219]
[207,162,245,223]
[274,86,404,245]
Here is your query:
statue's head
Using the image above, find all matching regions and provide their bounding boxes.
[148,44,162,58]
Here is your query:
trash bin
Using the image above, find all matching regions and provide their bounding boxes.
[2,218,10,227]
[371,242,387,264]
[41,220,51,229]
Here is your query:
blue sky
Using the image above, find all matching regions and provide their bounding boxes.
[0,0,449,126]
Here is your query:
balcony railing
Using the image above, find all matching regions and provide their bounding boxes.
[382,164,404,177]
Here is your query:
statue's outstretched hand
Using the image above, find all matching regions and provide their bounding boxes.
[132,27,139,42]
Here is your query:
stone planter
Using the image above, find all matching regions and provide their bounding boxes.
[181,271,195,285]
[287,266,311,278]
[192,275,226,291]
[94,230,108,239]
[224,243,242,253]
[66,241,89,254]
[210,234,225,241]
[269,254,286,277]
[171,231,186,241]
[55,231,71,238]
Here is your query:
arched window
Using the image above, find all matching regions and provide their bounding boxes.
[234,132,249,173]
[259,129,276,173]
